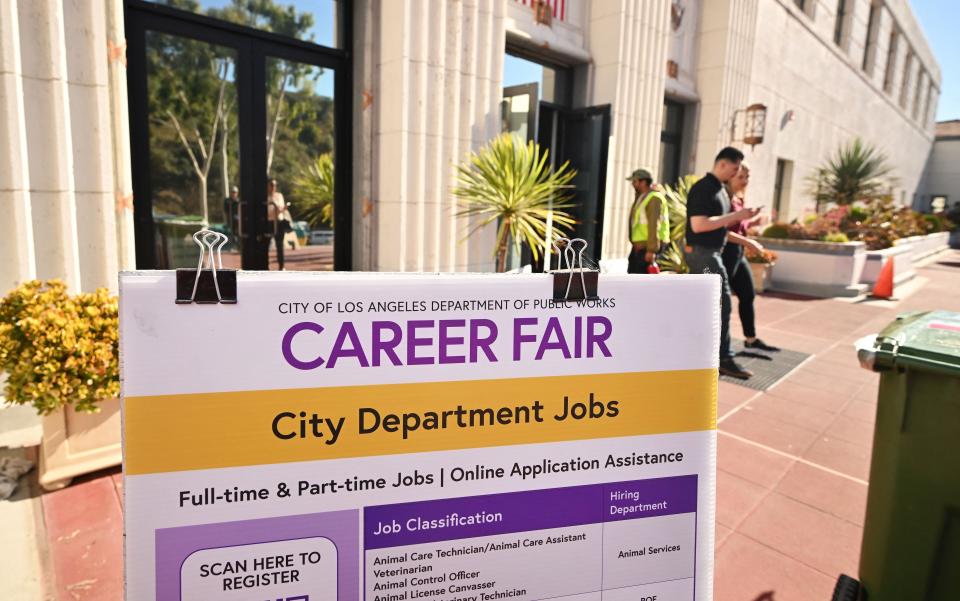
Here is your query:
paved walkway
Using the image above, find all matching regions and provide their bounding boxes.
[16,249,960,600]
[715,249,960,600]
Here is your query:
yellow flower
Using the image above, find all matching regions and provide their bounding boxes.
[0,280,118,415]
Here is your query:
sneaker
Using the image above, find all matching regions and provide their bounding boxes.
[744,338,780,352]
[719,358,753,380]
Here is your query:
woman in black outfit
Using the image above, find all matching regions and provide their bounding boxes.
[723,164,779,352]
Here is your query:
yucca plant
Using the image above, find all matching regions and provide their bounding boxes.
[293,153,335,227]
[808,137,897,211]
[453,134,577,272]
[657,174,698,273]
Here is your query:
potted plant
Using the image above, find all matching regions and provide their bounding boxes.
[452,133,577,272]
[658,174,699,273]
[0,280,120,489]
[746,248,778,293]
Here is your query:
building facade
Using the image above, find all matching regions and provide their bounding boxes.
[0,0,942,295]
[916,120,960,212]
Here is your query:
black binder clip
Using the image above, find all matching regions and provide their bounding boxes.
[551,237,599,301]
[176,229,237,304]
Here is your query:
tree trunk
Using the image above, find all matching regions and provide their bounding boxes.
[495,220,511,273]
[266,69,292,176]
[199,175,209,227]
[220,113,230,200]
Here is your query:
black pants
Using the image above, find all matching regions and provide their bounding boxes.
[722,244,757,339]
[685,245,734,360]
[627,246,665,274]
[273,226,286,270]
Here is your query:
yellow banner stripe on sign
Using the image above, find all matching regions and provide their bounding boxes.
[124,370,716,475]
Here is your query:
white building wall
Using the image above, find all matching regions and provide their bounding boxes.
[917,133,960,211]
[693,0,759,174]
[0,0,134,294]
[734,0,939,221]
[588,0,672,261]
[357,0,505,272]
[0,0,37,291]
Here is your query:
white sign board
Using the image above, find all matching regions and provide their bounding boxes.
[120,271,719,600]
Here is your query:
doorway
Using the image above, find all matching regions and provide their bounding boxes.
[660,100,685,187]
[125,0,352,271]
[501,51,610,266]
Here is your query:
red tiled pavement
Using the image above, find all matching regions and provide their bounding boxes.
[35,250,960,600]
[714,250,960,599]
[41,467,123,601]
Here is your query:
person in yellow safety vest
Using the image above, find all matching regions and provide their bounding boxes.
[626,168,671,274]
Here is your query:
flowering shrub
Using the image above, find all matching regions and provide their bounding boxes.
[760,199,949,250]
[0,280,119,414]
[746,249,778,264]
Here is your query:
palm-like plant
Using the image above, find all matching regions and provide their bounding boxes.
[808,137,897,210]
[657,174,698,273]
[294,153,335,227]
[453,134,577,272]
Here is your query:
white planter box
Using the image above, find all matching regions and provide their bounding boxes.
[900,231,950,259]
[757,238,868,297]
[758,231,949,297]
[860,232,949,286]
[39,397,121,490]
[860,243,915,286]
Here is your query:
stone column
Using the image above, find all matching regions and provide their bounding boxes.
[64,0,119,291]
[694,0,759,173]
[106,0,137,273]
[368,0,505,272]
[0,0,37,291]
[588,0,672,260]
[18,0,82,290]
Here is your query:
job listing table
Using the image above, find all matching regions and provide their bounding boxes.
[363,475,698,601]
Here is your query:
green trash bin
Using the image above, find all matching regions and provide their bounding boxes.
[834,310,960,601]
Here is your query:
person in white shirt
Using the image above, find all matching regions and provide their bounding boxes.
[267,179,289,270]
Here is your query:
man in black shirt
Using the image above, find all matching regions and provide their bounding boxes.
[685,147,760,379]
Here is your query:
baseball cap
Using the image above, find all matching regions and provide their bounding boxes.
[626,168,653,182]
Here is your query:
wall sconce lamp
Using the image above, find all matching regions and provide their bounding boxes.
[730,103,768,149]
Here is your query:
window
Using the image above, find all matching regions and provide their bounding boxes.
[773,159,793,221]
[141,0,342,48]
[793,0,815,17]
[659,100,685,187]
[899,49,914,108]
[913,70,925,120]
[862,2,880,73]
[833,0,847,46]
[126,1,353,271]
[924,84,938,126]
[502,52,572,107]
[883,29,899,93]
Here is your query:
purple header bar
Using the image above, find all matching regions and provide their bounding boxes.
[364,475,697,550]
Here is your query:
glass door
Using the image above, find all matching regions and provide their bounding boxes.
[538,104,612,261]
[128,12,247,269]
[126,0,351,270]
[501,84,539,142]
[262,54,337,271]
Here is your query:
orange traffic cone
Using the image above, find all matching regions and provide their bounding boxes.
[871,257,895,299]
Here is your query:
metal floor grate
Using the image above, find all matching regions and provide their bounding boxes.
[719,339,810,391]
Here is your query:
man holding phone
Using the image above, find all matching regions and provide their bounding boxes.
[685,147,761,380]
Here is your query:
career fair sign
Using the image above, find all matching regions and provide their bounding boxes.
[120,271,720,601]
